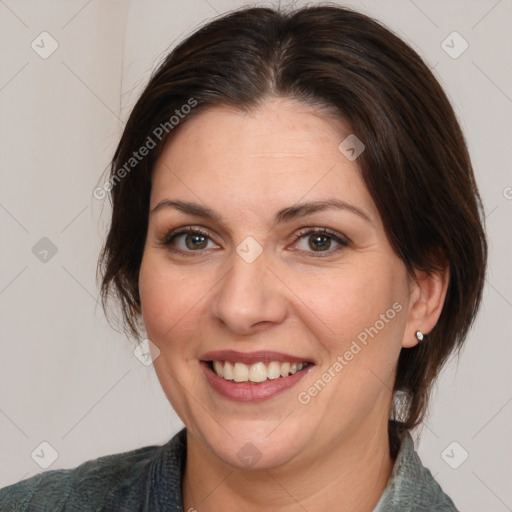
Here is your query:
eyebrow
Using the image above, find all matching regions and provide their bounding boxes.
[151,198,372,224]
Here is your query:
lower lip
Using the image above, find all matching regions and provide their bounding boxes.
[201,361,312,402]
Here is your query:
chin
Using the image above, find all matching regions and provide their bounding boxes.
[190,417,312,471]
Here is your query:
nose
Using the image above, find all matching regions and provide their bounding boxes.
[210,250,288,335]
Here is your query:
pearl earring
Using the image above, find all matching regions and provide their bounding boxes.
[415,331,425,342]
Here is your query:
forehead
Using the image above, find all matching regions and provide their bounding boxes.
[150,98,377,219]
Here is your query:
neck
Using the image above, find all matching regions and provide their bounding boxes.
[182,423,394,512]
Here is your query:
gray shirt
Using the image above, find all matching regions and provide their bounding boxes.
[0,429,459,511]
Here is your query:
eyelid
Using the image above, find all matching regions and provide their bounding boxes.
[160,226,221,257]
[290,227,349,256]
[160,225,349,256]
[161,225,213,246]
[293,226,349,243]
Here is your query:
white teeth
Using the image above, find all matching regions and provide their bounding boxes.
[213,361,223,378]
[223,361,234,380]
[249,362,267,383]
[211,360,309,382]
[280,362,290,377]
[233,362,249,382]
[267,361,281,380]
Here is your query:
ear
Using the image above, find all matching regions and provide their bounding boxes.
[402,266,450,348]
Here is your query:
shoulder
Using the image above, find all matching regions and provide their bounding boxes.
[0,429,187,512]
[374,432,460,512]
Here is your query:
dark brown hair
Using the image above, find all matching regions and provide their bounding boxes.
[98,5,487,453]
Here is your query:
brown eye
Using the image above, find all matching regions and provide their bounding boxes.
[294,228,348,255]
[162,227,219,254]
[308,233,332,251]
[184,233,208,250]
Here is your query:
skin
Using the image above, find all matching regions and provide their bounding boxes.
[138,98,449,512]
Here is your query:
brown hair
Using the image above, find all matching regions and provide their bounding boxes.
[98,5,487,453]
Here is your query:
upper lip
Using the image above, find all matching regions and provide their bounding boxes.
[200,350,314,365]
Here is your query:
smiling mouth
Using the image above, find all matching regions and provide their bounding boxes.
[205,360,313,383]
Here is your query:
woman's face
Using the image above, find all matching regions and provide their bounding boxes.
[139,98,417,470]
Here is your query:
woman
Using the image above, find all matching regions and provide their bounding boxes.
[0,4,486,511]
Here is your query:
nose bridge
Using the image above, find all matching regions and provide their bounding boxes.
[211,248,287,333]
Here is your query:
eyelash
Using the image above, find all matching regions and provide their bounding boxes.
[160,226,349,258]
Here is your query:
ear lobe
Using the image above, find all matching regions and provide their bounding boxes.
[402,266,450,348]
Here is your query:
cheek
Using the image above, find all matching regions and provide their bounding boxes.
[290,267,407,421]
[292,261,408,405]
[290,260,407,349]
[138,255,208,350]
[138,255,211,421]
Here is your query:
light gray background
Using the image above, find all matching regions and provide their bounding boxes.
[0,1,511,510]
